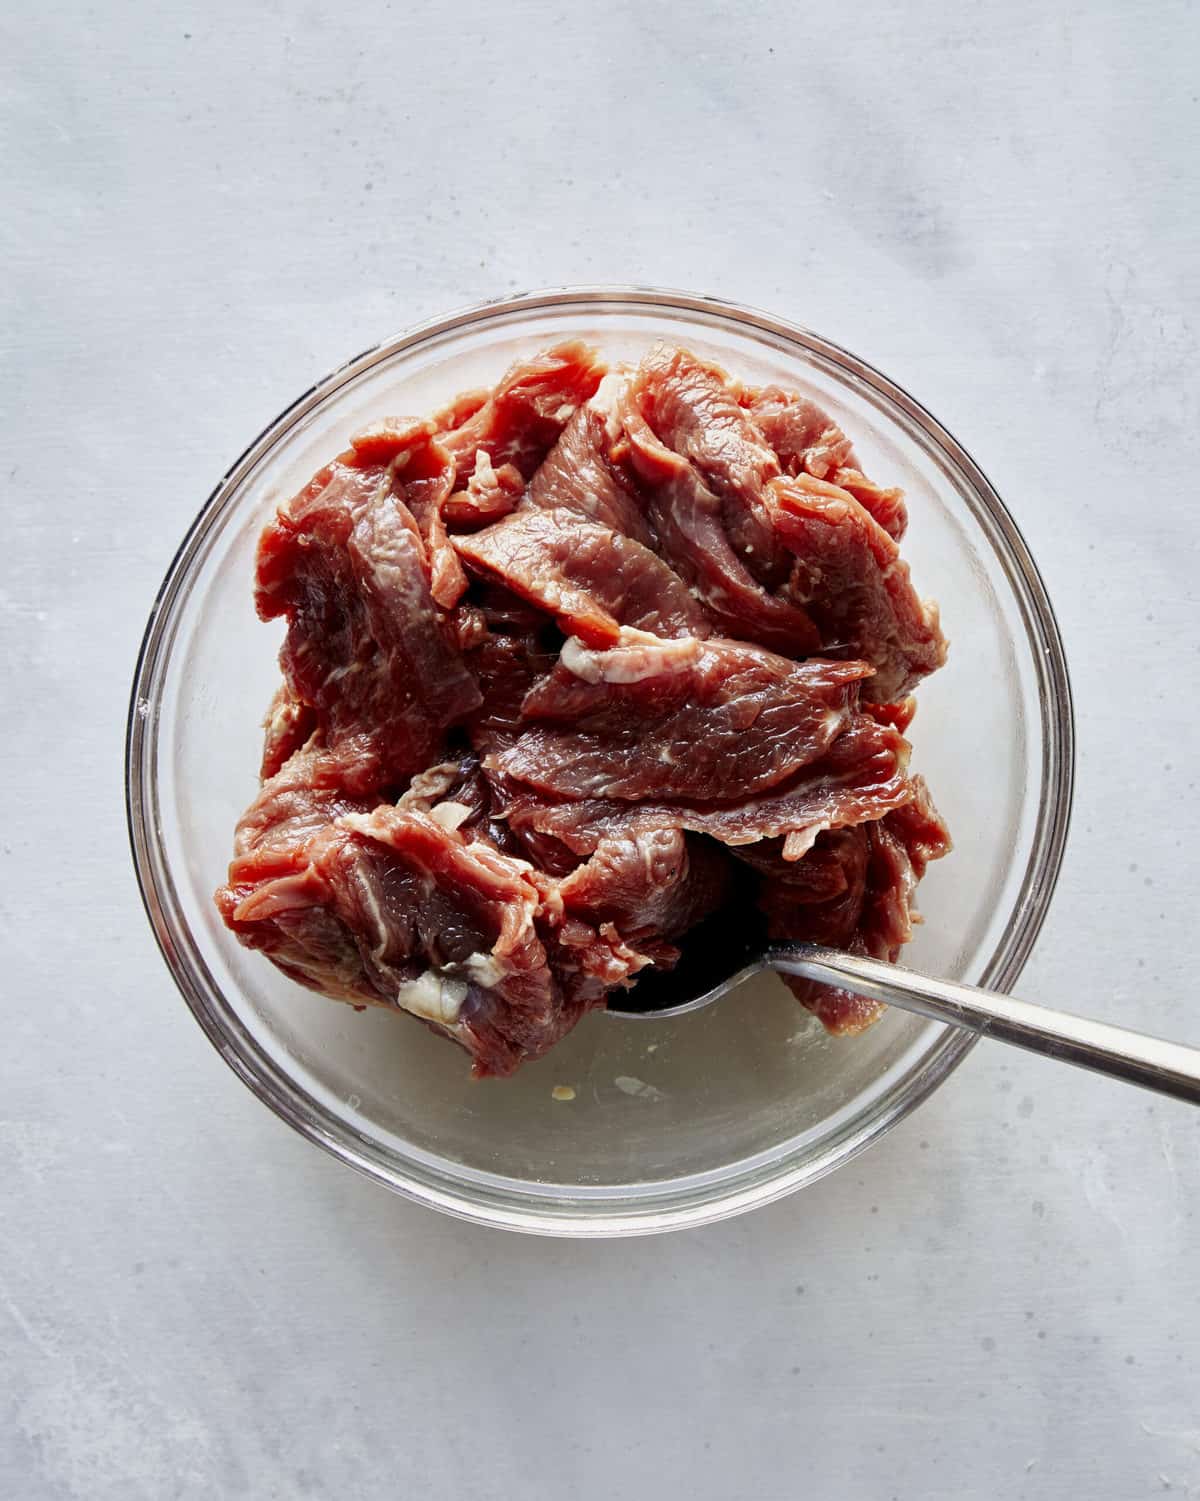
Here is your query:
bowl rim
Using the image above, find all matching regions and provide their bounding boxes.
[126,284,1075,1236]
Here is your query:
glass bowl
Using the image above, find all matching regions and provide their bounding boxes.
[126,287,1073,1236]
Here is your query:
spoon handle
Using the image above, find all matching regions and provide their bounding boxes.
[771,944,1200,1105]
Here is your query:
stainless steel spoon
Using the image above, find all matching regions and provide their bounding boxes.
[606,935,1200,1105]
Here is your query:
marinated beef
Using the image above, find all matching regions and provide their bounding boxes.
[767,474,945,700]
[452,508,710,647]
[495,637,869,802]
[253,442,480,795]
[525,399,656,546]
[619,392,823,656]
[438,340,606,485]
[217,341,949,1075]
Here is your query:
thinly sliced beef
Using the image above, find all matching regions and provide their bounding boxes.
[345,418,467,608]
[442,451,526,530]
[439,341,606,486]
[394,753,522,857]
[464,630,557,757]
[756,827,879,1033]
[433,388,489,433]
[333,806,588,1074]
[220,339,951,1071]
[630,345,790,586]
[620,395,821,656]
[536,828,734,995]
[460,629,580,884]
[828,468,907,542]
[469,580,550,635]
[230,745,370,863]
[884,775,954,871]
[757,778,951,1032]
[766,474,946,701]
[218,778,610,1076]
[524,399,655,546]
[260,683,317,781]
[255,458,380,610]
[743,385,851,476]
[216,749,376,1001]
[219,871,372,1006]
[559,829,732,945]
[255,457,481,794]
[501,713,913,858]
[863,695,918,734]
[453,508,711,647]
[495,635,869,802]
[542,919,655,1003]
[742,384,908,541]
[750,827,872,935]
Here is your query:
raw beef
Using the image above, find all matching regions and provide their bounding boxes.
[453,508,710,647]
[629,344,791,586]
[620,393,822,655]
[259,683,317,781]
[525,399,656,547]
[438,340,606,484]
[559,829,733,950]
[494,636,869,802]
[499,711,916,859]
[442,451,525,530]
[755,778,951,1032]
[766,473,945,700]
[220,787,606,1075]
[828,468,908,543]
[345,417,468,608]
[218,340,951,1073]
[254,442,480,794]
[216,748,376,1002]
[741,383,909,541]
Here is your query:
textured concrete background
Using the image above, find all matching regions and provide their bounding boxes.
[3,1,1199,1496]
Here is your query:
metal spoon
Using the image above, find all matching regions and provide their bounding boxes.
[606,929,1200,1105]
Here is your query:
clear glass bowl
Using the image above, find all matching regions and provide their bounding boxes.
[126,288,1074,1236]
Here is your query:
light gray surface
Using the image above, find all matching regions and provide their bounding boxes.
[3,1,1198,1495]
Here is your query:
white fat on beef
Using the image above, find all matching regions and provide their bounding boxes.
[429,800,473,832]
[394,971,469,1027]
[589,370,631,441]
[471,449,497,487]
[393,951,506,1029]
[397,761,462,809]
[560,630,702,685]
[460,952,506,988]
